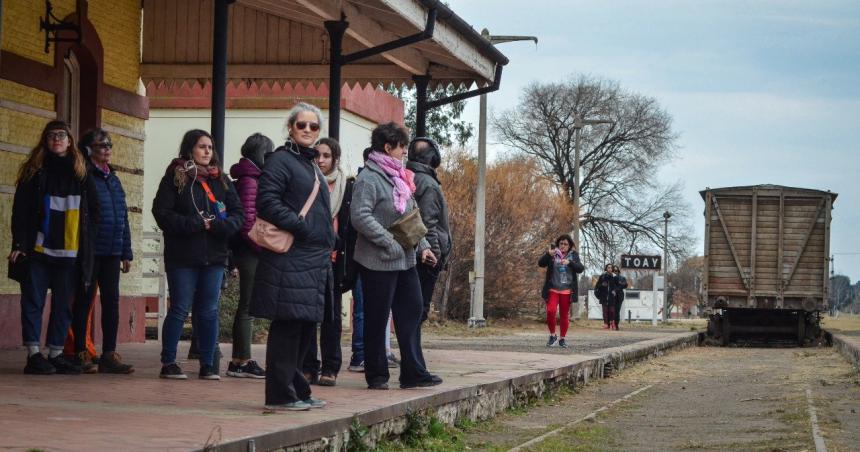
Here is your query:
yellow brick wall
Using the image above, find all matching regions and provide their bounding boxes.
[0,80,54,110]
[1,0,141,92]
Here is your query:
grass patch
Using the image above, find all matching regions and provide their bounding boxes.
[375,411,466,452]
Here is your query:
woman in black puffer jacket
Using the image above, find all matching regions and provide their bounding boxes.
[152,129,243,381]
[250,102,335,411]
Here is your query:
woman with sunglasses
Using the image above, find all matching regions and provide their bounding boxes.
[152,129,244,380]
[69,128,135,374]
[250,103,335,411]
[351,122,441,390]
[9,120,97,375]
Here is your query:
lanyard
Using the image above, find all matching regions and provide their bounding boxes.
[200,181,217,203]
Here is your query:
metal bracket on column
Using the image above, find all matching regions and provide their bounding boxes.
[425,64,503,110]
[341,8,437,64]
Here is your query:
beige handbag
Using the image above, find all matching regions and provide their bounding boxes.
[249,173,320,253]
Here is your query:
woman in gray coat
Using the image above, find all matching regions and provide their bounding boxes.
[351,122,442,390]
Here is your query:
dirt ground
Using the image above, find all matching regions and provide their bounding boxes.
[462,346,860,451]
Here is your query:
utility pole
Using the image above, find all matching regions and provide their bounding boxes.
[469,29,537,328]
[662,211,672,322]
[572,114,615,251]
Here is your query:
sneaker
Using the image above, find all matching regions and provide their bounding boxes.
[265,401,312,411]
[546,335,558,347]
[98,352,134,374]
[24,353,56,375]
[368,382,389,390]
[74,351,98,374]
[49,354,82,375]
[400,374,443,389]
[199,364,221,380]
[558,338,568,348]
[226,360,266,379]
[387,353,400,368]
[317,373,337,386]
[303,397,327,408]
[159,363,188,380]
[348,361,365,372]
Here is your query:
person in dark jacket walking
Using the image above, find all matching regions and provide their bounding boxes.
[538,234,584,348]
[250,103,335,411]
[9,120,97,375]
[225,133,273,379]
[70,128,134,374]
[351,122,441,390]
[301,137,355,386]
[406,137,451,322]
[152,129,244,380]
[595,264,617,330]
[611,265,628,330]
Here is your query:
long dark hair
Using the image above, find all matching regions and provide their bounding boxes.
[178,129,220,167]
[17,120,86,183]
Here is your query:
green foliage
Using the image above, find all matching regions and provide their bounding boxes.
[387,84,474,147]
[347,418,370,452]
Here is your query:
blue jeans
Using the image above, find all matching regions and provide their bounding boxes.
[20,259,77,350]
[161,265,223,367]
[350,276,364,366]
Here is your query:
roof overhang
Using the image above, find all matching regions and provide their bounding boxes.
[141,0,509,90]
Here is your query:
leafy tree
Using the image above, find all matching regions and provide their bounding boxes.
[388,84,474,147]
[493,75,694,269]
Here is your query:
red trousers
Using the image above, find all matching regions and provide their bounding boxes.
[546,291,571,337]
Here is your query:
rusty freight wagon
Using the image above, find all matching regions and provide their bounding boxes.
[702,185,836,345]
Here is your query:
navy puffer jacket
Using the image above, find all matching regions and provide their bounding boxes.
[89,162,132,260]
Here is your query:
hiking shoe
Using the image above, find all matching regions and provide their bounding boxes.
[387,353,400,368]
[400,374,443,389]
[24,353,56,375]
[546,335,558,347]
[303,397,327,408]
[227,360,265,379]
[98,352,134,374]
[347,361,365,372]
[558,338,568,348]
[368,382,389,390]
[74,351,98,374]
[159,363,188,380]
[199,365,220,380]
[265,401,311,411]
[317,373,337,386]
[49,354,82,374]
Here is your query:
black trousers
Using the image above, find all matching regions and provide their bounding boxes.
[416,261,441,321]
[360,265,430,386]
[265,319,314,405]
[302,268,342,377]
[72,255,121,354]
[613,299,624,324]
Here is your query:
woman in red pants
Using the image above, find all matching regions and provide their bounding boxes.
[538,234,584,348]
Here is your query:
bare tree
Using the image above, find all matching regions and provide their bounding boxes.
[493,75,694,268]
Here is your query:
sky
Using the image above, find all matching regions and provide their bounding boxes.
[446,0,860,281]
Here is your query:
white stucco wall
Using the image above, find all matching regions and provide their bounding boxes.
[142,108,376,235]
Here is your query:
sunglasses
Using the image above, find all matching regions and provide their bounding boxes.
[46,131,69,140]
[92,142,113,150]
[294,121,320,132]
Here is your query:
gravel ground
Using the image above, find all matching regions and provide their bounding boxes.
[462,346,860,451]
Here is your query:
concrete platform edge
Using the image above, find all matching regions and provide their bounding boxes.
[829,332,860,371]
[205,332,698,452]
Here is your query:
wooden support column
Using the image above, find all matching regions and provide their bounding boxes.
[211,0,233,165]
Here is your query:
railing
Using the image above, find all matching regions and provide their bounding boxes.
[142,231,167,343]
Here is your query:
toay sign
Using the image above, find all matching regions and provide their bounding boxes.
[620,254,662,270]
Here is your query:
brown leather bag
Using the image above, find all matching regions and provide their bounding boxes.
[249,172,320,253]
[388,206,428,249]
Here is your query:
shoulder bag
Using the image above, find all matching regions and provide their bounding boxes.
[249,171,320,253]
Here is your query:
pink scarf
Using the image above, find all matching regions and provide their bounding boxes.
[553,249,570,263]
[368,151,416,213]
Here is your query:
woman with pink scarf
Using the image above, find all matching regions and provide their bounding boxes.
[350,122,441,390]
[538,234,584,348]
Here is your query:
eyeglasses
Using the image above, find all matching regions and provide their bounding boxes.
[295,121,320,132]
[46,131,68,141]
[92,142,113,150]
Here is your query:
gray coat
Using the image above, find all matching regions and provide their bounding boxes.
[351,159,429,271]
[406,161,452,263]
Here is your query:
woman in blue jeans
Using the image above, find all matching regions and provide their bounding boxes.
[152,129,243,380]
[9,120,97,375]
